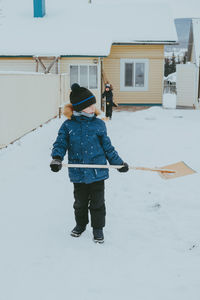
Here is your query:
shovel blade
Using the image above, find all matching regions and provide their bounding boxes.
[159,161,196,180]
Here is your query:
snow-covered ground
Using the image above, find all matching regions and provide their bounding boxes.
[1,107,200,300]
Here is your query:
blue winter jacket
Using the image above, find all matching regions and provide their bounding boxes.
[51,114,123,184]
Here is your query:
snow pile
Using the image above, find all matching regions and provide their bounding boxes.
[163,93,177,109]
[166,72,176,83]
[0,107,200,300]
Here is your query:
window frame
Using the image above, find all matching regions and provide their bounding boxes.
[120,59,149,91]
[70,64,98,90]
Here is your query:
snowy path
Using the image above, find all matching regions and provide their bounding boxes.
[1,107,200,300]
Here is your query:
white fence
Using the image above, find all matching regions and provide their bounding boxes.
[176,64,197,107]
[0,73,68,148]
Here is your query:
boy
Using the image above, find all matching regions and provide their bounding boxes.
[50,83,128,243]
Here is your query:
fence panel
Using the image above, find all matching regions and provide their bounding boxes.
[0,73,61,148]
[176,64,196,107]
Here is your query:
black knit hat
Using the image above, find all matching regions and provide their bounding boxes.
[70,83,96,112]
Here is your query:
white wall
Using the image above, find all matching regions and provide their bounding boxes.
[0,73,61,148]
[176,64,197,107]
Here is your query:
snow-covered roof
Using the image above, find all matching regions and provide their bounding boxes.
[0,0,178,57]
[166,72,176,83]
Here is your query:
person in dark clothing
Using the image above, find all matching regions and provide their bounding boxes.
[102,83,116,120]
[50,83,129,243]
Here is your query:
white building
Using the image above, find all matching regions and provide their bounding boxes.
[177,18,200,108]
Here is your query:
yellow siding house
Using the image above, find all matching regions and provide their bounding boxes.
[103,45,165,105]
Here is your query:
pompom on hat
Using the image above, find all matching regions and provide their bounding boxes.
[70,83,96,112]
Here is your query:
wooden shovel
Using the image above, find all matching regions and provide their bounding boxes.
[63,161,196,180]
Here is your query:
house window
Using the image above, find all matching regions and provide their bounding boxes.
[70,66,78,86]
[70,65,98,89]
[125,63,134,87]
[120,59,149,91]
[80,65,88,88]
[89,66,98,89]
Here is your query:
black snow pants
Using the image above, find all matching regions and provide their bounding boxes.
[106,104,113,119]
[73,180,106,229]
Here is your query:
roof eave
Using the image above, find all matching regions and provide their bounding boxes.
[60,55,107,58]
[0,41,178,58]
[0,54,107,58]
[113,41,179,45]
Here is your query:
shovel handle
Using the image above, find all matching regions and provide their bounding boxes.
[62,164,175,174]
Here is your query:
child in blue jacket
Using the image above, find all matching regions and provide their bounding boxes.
[50,83,129,243]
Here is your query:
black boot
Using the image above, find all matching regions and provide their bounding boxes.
[71,225,86,237]
[93,228,104,244]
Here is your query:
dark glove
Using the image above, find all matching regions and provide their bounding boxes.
[50,158,62,172]
[117,162,129,173]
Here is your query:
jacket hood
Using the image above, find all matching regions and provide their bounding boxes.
[63,103,101,120]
